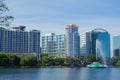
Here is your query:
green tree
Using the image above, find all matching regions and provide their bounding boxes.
[41,55,50,66]
[0,0,13,27]
[41,55,65,66]
[20,57,26,66]
[71,57,80,66]
[41,54,48,58]
[9,55,20,66]
[116,60,120,66]
[27,56,38,66]
[47,56,55,66]
[20,56,38,66]
[64,57,80,66]
[83,54,96,64]
[0,52,9,66]
[54,57,64,66]
[111,56,120,65]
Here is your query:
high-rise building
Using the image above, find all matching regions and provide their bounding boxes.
[0,26,40,58]
[42,33,65,57]
[29,30,40,58]
[113,35,120,56]
[65,24,80,58]
[80,32,91,57]
[91,28,110,58]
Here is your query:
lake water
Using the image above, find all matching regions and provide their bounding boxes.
[0,67,120,80]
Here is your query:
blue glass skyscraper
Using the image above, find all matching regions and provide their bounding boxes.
[91,28,110,58]
[65,24,80,58]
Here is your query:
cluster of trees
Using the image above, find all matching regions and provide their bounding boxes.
[0,52,38,67]
[40,54,81,67]
[83,54,96,64]
[40,54,97,67]
[0,52,81,67]
[1,52,120,67]
[0,52,20,66]
[0,53,81,67]
[111,56,120,66]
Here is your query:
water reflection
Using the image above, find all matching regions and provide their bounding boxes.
[0,68,120,80]
[64,68,80,80]
[79,68,89,80]
[109,68,120,80]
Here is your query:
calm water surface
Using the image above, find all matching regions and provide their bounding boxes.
[0,67,120,80]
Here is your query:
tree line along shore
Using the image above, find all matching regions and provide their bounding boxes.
[0,52,120,67]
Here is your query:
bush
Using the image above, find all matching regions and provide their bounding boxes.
[83,54,96,64]
[111,56,120,65]
[54,57,65,66]
[20,56,37,66]
[0,53,10,66]
[116,60,120,66]
[0,52,38,67]
[9,55,20,66]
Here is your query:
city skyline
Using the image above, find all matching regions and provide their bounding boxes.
[6,0,120,36]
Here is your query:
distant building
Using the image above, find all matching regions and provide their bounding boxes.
[80,32,91,57]
[65,24,80,58]
[0,26,40,59]
[113,35,120,56]
[91,28,111,58]
[42,33,65,57]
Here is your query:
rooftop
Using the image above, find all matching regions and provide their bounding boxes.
[65,24,78,29]
[92,28,108,33]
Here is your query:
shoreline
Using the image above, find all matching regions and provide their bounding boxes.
[0,65,117,68]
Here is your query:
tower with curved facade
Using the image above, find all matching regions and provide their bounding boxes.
[65,24,80,58]
[91,28,111,58]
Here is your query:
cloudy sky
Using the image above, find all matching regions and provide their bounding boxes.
[6,0,120,36]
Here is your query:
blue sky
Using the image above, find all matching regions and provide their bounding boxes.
[6,0,120,35]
